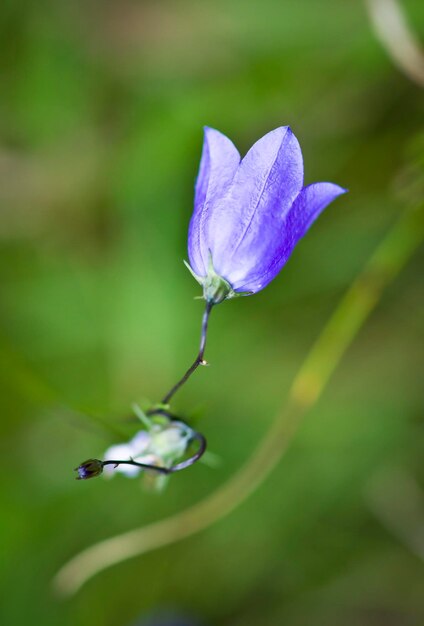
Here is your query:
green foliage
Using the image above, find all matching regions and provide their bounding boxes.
[0,1,423,625]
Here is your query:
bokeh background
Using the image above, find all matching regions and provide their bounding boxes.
[1,1,423,624]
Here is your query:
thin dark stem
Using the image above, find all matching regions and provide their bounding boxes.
[103,459,170,474]
[76,304,213,483]
[103,431,207,475]
[112,303,213,476]
[146,408,184,422]
[168,432,207,472]
[151,301,214,409]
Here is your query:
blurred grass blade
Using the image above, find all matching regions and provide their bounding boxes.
[365,0,424,86]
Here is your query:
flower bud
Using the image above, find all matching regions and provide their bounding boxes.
[74,458,104,480]
[149,422,192,465]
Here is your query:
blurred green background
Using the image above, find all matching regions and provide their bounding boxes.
[1,0,423,624]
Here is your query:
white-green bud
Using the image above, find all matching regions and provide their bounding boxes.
[149,421,192,465]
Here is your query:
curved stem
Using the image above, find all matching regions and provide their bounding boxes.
[102,432,207,475]
[150,301,213,409]
[53,204,424,596]
[168,432,207,472]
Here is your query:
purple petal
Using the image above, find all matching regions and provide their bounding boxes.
[234,182,347,292]
[204,127,304,284]
[188,127,240,275]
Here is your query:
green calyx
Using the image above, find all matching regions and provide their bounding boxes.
[184,252,251,304]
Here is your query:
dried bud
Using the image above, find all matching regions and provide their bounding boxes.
[74,459,104,480]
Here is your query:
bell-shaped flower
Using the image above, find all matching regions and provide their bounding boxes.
[187,126,347,303]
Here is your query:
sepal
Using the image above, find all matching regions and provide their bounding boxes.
[184,253,248,304]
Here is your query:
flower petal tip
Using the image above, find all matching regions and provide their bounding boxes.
[333,185,349,198]
[202,125,227,140]
[331,184,349,195]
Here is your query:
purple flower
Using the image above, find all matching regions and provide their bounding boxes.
[187,126,347,303]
